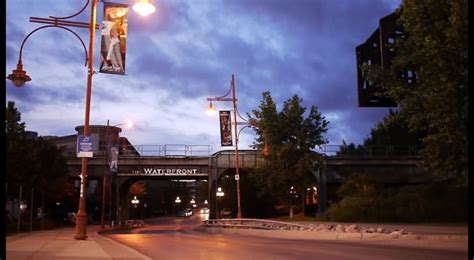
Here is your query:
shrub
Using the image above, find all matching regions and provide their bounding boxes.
[325,182,467,223]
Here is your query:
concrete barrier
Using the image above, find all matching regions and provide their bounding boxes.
[111,219,145,228]
[201,219,468,242]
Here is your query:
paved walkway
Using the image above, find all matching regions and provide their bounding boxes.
[6,225,151,260]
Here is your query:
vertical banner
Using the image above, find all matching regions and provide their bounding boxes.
[100,3,129,75]
[219,111,233,146]
[110,146,119,172]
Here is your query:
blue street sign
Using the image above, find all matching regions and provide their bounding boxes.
[77,135,94,158]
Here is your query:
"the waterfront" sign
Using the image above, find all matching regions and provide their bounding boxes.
[117,168,207,177]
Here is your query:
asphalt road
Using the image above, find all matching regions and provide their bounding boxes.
[103,215,467,260]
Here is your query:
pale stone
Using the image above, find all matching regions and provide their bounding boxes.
[345,224,359,233]
[390,231,400,238]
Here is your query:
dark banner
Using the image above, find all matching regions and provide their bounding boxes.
[219,111,233,146]
[99,3,129,75]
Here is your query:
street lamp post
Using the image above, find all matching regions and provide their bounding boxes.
[216,187,224,218]
[206,75,264,219]
[101,120,132,229]
[131,196,140,207]
[206,74,244,218]
[7,0,155,240]
[175,196,181,214]
[131,196,139,219]
[289,186,298,219]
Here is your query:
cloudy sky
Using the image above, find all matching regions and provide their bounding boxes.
[6,0,400,154]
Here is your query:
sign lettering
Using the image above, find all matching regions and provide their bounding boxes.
[117,168,207,177]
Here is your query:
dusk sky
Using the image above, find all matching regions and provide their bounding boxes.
[6,0,401,154]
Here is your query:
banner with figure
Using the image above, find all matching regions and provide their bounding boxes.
[110,146,119,172]
[219,111,233,146]
[100,3,129,75]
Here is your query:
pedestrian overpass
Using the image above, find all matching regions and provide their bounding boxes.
[62,143,428,221]
[56,124,428,221]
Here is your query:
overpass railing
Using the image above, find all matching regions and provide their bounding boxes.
[315,144,419,158]
[80,144,418,158]
[119,144,212,157]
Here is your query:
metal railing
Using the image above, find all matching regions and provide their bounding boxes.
[202,218,312,231]
[111,219,145,228]
[120,144,212,157]
[315,145,419,158]
[62,144,418,159]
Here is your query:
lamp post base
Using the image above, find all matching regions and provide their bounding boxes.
[73,210,88,240]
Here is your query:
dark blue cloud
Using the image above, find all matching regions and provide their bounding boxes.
[6,0,401,147]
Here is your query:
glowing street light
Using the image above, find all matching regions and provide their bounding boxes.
[133,0,156,16]
[216,187,224,219]
[131,196,140,209]
[216,187,225,197]
[206,101,217,116]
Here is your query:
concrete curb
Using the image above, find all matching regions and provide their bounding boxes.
[198,226,468,242]
[96,228,152,260]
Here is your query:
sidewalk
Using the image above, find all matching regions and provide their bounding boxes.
[6,225,151,260]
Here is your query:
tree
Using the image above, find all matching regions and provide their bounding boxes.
[249,92,329,209]
[6,101,35,191]
[339,110,423,157]
[6,101,26,137]
[337,173,379,198]
[128,182,148,198]
[363,110,423,148]
[6,101,69,211]
[338,140,364,156]
[364,0,468,184]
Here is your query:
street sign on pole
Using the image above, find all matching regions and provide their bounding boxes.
[234,174,239,181]
[77,135,94,158]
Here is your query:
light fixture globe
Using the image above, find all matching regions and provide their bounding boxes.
[206,101,217,116]
[133,0,156,16]
[124,120,134,128]
[7,62,31,87]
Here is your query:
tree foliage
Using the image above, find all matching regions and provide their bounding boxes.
[249,92,329,205]
[363,0,468,183]
[6,101,69,197]
[338,110,424,156]
[337,173,379,198]
[128,182,148,197]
